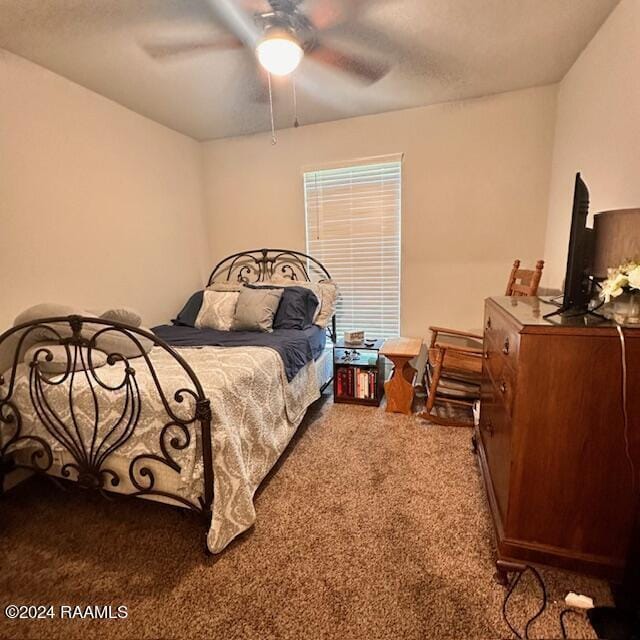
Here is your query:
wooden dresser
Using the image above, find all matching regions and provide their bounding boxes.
[477,296,640,582]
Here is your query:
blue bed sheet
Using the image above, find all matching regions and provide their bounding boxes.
[152,324,327,382]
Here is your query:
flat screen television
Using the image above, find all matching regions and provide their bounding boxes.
[545,173,595,318]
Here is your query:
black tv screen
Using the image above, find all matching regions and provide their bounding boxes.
[561,173,594,312]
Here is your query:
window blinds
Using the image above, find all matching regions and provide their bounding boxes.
[304,156,402,340]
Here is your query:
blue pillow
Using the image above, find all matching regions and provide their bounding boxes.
[173,291,204,327]
[276,286,319,330]
[246,284,319,330]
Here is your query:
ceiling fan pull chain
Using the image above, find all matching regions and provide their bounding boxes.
[268,72,277,145]
[293,77,300,128]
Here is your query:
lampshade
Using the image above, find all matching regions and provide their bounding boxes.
[256,31,303,76]
[592,208,640,278]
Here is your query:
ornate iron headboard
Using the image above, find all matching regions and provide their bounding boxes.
[207,248,331,285]
[207,248,336,342]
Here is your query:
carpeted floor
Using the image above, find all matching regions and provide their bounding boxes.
[0,395,611,639]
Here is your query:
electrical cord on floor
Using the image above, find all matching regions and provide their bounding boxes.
[501,564,589,639]
[502,565,548,639]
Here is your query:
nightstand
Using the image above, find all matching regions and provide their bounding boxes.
[333,339,385,407]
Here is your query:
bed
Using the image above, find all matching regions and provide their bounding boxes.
[0,249,336,553]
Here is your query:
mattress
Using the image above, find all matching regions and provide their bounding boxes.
[314,347,333,389]
[152,324,327,382]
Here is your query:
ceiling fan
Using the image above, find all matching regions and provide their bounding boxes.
[143,0,390,84]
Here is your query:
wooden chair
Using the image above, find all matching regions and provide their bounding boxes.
[505,260,544,296]
[419,259,544,426]
[419,327,483,427]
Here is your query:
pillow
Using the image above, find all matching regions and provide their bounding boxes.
[11,303,153,363]
[206,282,243,292]
[233,287,283,333]
[24,343,108,374]
[247,284,319,330]
[173,291,204,327]
[14,303,96,341]
[269,277,338,329]
[0,331,33,378]
[315,280,338,329]
[14,302,93,326]
[267,278,323,323]
[1,304,74,376]
[100,307,142,327]
[195,290,239,331]
[90,326,154,360]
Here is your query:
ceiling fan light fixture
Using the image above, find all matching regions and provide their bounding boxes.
[256,30,303,76]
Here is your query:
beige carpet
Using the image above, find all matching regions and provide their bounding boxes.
[0,395,610,639]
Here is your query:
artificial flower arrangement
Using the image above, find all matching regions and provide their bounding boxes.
[600,259,640,325]
[600,260,640,302]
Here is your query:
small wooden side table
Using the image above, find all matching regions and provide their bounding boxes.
[381,337,423,414]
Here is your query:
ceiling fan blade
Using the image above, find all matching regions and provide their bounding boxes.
[142,35,243,60]
[205,0,261,48]
[323,21,427,69]
[308,44,390,84]
[306,0,372,30]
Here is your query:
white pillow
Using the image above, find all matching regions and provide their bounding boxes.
[13,303,96,341]
[2,304,96,374]
[100,307,142,327]
[24,343,108,374]
[315,280,338,329]
[195,290,239,331]
[206,282,243,292]
[90,326,154,359]
[11,303,152,362]
[14,303,94,326]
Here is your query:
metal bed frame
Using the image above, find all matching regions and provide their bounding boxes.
[0,248,333,552]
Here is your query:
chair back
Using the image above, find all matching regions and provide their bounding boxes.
[505,260,544,297]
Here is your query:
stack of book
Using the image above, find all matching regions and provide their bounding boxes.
[336,367,377,400]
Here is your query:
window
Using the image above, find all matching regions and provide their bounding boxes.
[304,155,402,340]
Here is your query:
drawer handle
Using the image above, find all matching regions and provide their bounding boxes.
[502,337,510,355]
[484,350,490,360]
[483,419,493,435]
[486,317,492,330]
[499,381,507,394]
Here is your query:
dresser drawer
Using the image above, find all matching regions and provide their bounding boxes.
[483,347,517,415]
[484,303,520,372]
[479,378,512,520]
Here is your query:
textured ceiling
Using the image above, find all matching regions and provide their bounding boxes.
[0,0,620,141]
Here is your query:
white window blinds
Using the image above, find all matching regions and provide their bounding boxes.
[304,156,402,340]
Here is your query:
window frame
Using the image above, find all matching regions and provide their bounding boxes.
[302,153,403,341]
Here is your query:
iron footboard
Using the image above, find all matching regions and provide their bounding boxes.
[0,315,214,553]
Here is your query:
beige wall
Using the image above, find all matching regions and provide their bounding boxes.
[202,85,557,337]
[0,50,210,329]
[1,49,560,339]
[544,0,640,287]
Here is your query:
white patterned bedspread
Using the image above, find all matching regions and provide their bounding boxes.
[1,345,320,553]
